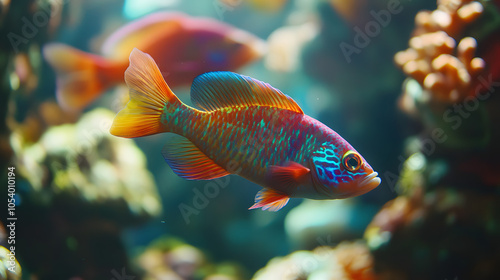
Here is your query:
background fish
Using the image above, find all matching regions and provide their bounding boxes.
[110,49,381,211]
[43,12,266,111]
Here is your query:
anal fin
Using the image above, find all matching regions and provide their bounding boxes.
[162,134,230,180]
[249,189,290,212]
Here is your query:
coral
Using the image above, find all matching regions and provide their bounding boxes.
[138,245,205,280]
[394,0,487,103]
[137,237,247,280]
[393,0,500,152]
[9,108,161,279]
[13,108,161,220]
[413,0,484,37]
[395,35,485,103]
[365,187,500,280]
[253,241,375,280]
[369,1,500,279]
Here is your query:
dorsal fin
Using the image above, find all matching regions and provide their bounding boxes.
[190,72,304,114]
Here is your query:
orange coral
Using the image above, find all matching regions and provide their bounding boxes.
[253,241,375,280]
[413,0,483,37]
[394,0,486,103]
[334,242,376,280]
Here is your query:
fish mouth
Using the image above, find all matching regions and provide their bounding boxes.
[358,171,381,193]
[332,171,381,199]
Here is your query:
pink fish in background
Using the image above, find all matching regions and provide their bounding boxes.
[43,12,266,111]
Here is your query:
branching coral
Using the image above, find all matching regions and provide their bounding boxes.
[394,0,486,103]
[369,2,500,279]
[413,0,484,37]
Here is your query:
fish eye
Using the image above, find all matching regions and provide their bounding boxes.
[342,151,362,172]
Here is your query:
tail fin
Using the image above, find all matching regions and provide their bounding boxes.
[43,43,113,111]
[110,48,181,138]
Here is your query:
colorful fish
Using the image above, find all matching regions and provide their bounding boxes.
[110,49,381,211]
[43,12,266,111]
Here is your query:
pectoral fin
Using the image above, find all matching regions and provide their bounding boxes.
[267,161,310,189]
[162,134,230,180]
[249,189,290,211]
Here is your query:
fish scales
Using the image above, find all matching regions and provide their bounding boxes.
[110,49,381,211]
[165,105,326,186]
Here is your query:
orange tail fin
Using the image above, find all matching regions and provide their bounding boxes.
[110,48,181,138]
[43,43,119,111]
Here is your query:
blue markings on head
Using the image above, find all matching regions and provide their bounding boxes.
[326,156,339,163]
[311,143,341,187]
[324,168,334,180]
[311,143,367,190]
